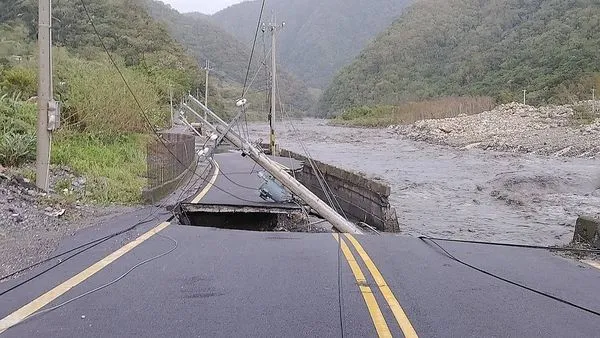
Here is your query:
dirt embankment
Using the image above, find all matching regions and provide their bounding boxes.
[390,102,600,158]
[0,168,131,278]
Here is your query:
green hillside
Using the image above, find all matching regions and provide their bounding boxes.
[212,0,410,88]
[320,0,600,113]
[0,0,206,203]
[144,0,315,112]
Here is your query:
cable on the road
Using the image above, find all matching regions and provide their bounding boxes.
[420,237,600,317]
[0,212,171,296]
[418,236,600,254]
[0,216,160,284]
[12,234,178,329]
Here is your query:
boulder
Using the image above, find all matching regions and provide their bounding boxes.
[573,215,600,248]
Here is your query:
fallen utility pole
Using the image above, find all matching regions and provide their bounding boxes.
[186,96,363,234]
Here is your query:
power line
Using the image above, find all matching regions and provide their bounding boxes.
[241,0,267,97]
[418,236,600,254]
[9,234,178,330]
[420,237,600,317]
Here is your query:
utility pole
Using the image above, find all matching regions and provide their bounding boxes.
[169,85,174,127]
[268,17,284,156]
[185,96,363,234]
[593,88,596,113]
[203,60,213,120]
[523,89,526,105]
[36,0,52,191]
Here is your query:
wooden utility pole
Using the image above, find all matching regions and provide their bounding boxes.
[36,0,52,191]
[186,95,363,234]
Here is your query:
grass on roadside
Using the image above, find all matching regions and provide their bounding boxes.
[51,131,149,204]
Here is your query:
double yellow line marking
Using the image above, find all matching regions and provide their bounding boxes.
[334,234,418,338]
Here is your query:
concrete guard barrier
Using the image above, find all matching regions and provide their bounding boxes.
[573,215,600,248]
[280,149,400,232]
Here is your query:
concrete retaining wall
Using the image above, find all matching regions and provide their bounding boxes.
[281,149,400,232]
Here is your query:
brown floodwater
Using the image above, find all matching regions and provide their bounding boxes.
[248,119,600,245]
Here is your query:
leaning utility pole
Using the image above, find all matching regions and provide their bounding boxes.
[36,0,53,191]
[268,18,284,156]
[186,96,363,234]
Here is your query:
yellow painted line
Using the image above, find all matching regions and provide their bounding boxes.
[583,260,600,271]
[0,221,171,334]
[345,234,418,338]
[191,160,220,203]
[333,234,392,338]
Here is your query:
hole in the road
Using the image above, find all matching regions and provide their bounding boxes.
[180,210,281,231]
[176,203,331,232]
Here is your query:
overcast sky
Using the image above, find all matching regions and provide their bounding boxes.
[161,0,247,15]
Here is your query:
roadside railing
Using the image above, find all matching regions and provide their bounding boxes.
[144,132,196,202]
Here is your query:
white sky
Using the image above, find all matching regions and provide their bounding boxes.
[161,0,247,15]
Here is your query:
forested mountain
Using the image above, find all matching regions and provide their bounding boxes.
[1,0,205,123]
[211,0,410,88]
[0,0,211,202]
[145,0,315,112]
[320,0,600,112]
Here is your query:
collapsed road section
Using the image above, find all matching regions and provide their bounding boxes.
[173,96,400,234]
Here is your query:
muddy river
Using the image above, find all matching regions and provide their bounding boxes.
[248,119,600,245]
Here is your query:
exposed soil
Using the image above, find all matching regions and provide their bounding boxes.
[0,169,133,279]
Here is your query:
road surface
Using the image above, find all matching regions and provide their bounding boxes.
[1,154,600,337]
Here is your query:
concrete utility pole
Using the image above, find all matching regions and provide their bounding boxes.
[593,88,596,113]
[203,60,213,119]
[523,89,526,105]
[36,0,52,191]
[268,17,284,156]
[169,85,174,127]
[186,96,363,234]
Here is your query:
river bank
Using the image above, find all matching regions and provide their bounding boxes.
[390,102,600,158]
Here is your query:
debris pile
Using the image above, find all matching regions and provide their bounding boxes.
[0,169,124,278]
[390,102,600,157]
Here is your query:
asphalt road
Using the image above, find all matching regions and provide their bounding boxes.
[2,153,600,337]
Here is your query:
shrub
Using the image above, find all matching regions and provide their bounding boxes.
[0,92,37,134]
[0,132,36,167]
[54,53,168,133]
[335,96,496,126]
[0,67,37,98]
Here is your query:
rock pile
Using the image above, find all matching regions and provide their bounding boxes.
[390,102,600,157]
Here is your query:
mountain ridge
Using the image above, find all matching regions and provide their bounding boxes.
[320,0,600,112]
[211,0,411,88]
